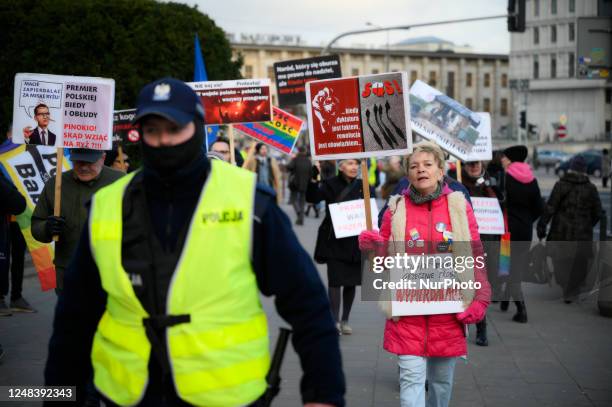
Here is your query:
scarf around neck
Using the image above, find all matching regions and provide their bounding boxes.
[406,181,442,205]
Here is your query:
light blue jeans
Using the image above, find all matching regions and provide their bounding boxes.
[398,355,457,407]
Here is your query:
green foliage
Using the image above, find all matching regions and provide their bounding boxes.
[0,0,242,143]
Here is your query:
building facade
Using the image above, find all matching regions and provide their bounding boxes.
[232,42,512,138]
[510,0,612,142]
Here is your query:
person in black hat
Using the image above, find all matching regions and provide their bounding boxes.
[44,77,345,407]
[499,145,543,322]
[31,148,123,293]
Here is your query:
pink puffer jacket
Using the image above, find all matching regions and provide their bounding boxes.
[379,186,490,357]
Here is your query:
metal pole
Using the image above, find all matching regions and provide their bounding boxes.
[321,14,507,55]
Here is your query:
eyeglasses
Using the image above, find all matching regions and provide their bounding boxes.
[36,112,51,117]
[214,150,230,154]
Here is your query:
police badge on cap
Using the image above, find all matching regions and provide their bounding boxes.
[153,83,171,101]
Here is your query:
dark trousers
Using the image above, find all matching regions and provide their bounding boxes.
[290,190,306,221]
[0,222,25,300]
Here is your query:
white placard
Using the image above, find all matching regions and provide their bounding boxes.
[409,80,492,161]
[471,197,504,235]
[328,198,379,238]
[12,73,115,150]
[389,253,465,316]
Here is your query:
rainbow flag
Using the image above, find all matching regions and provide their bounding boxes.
[498,211,511,277]
[234,106,303,154]
[0,142,71,291]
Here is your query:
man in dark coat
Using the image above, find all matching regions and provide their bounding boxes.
[537,155,602,302]
[287,147,312,225]
[500,145,543,322]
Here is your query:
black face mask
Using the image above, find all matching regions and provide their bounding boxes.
[141,117,204,175]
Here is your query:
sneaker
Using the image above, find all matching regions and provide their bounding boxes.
[340,321,352,335]
[0,297,12,317]
[10,297,36,313]
[335,322,342,336]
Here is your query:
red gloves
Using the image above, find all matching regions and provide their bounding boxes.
[456,300,488,324]
[358,230,385,251]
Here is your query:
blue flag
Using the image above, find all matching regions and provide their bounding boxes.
[194,33,208,82]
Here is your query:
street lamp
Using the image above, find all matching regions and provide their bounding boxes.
[366,22,390,72]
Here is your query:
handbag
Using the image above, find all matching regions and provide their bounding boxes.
[523,242,551,284]
[313,179,359,264]
[305,180,319,204]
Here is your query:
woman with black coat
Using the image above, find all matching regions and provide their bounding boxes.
[500,145,543,323]
[313,159,373,335]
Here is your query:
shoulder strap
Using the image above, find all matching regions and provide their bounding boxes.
[336,178,360,203]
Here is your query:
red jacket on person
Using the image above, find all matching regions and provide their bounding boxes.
[379,185,491,357]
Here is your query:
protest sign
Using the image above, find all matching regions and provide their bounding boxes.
[189,79,272,125]
[112,109,140,145]
[328,198,379,238]
[274,55,342,107]
[409,80,492,162]
[305,72,412,160]
[389,253,466,316]
[12,73,115,150]
[471,197,505,235]
[0,142,71,290]
[234,106,303,154]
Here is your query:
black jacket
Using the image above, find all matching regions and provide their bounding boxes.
[287,154,312,192]
[44,156,345,406]
[538,171,602,241]
[0,172,26,264]
[315,174,373,264]
[505,173,543,241]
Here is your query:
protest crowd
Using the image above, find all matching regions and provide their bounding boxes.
[1,25,611,407]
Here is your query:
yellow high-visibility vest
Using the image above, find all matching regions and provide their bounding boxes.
[368,158,377,186]
[89,160,269,406]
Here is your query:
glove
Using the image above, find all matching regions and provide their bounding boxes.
[358,230,384,251]
[456,300,488,324]
[45,216,66,238]
[536,224,547,240]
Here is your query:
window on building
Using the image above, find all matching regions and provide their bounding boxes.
[501,73,508,88]
[447,72,455,98]
[484,73,491,87]
[501,98,508,116]
[551,0,557,14]
[351,68,359,76]
[372,69,379,74]
[534,0,540,16]
[551,25,557,43]
[465,98,473,110]
[411,70,418,84]
[569,0,575,12]
[244,65,253,78]
[551,55,557,78]
[483,98,491,113]
[534,27,539,44]
[569,23,575,42]
[606,120,611,134]
[533,55,539,79]
[267,66,274,79]
[606,88,611,104]
[429,71,437,87]
[466,72,473,87]
[569,53,575,77]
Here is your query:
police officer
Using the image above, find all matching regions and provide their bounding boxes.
[44,78,345,406]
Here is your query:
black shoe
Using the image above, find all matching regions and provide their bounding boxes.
[475,321,488,346]
[295,218,304,226]
[0,297,12,317]
[315,210,320,218]
[10,297,36,313]
[512,301,528,323]
[500,301,509,312]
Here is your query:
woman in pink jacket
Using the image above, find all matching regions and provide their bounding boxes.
[360,141,490,407]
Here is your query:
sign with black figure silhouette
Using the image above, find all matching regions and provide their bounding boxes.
[409,80,492,161]
[305,72,412,160]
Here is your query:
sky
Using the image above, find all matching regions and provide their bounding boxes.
[181,0,511,54]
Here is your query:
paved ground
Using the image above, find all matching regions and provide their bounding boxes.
[1,171,612,406]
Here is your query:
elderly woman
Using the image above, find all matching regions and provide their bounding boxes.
[360,141,490,407]
[314,159,373,335]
